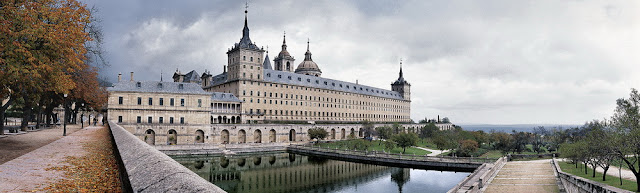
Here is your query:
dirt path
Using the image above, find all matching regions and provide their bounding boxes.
[0,125,83,164]
[414,146,450,156]
[592,164,637,181]
[0,125,97,192]
[484,159,559,193]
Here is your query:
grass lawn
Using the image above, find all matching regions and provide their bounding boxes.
[559,161,638,192]
[315,140,431,155]
[416,140,438,149]
[480,150,504,158]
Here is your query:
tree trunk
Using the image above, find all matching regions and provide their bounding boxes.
[592,164,596,178]
[603,167,609,181]
[584,162,588,175]
[636,176,640,192]
[0,98,12,135]
[403,147,406,154]
[20,102,31,131]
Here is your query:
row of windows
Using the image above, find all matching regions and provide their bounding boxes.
[241,97,408,113]
[229,55,261,64]
[245,108,408,120]
[116,116,185,124]
[264,73,401,98]
[118,97,202,107]
[241,80,404,103]
[241,89,407,110]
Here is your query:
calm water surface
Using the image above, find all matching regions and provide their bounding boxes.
[173,152,469,193]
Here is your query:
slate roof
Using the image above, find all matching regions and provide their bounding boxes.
[211,92,242,103]
[183,70,201,83]
[107,81,209,95]
[263,53,272,70]
[262,70,404,100]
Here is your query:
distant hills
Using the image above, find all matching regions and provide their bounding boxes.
[458,124,581,133]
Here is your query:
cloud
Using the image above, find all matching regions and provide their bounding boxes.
[83,0,640,124]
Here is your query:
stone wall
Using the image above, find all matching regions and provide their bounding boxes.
[551,159,632,193]
[108,121,226,193]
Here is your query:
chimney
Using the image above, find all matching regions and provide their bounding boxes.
[130,72,134,82]
[438,115,440,123]
[356,79,359,85]
[117,73,122,82]
[224,65,227,73]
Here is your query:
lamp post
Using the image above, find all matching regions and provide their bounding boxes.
[63,93,67,136]
[80,103,84,128]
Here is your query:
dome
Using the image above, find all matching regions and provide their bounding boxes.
[295,39,322,77]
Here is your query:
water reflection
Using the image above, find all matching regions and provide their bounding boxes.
[173,152,469,193]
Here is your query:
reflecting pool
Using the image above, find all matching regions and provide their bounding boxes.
[172,152,469,193]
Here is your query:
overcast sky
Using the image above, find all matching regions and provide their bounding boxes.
[81,0,639,125]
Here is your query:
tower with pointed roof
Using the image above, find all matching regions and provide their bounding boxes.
[273,33,295,72]
[391,60,411,100]
[295,39,322,77]
[226,4,265,83]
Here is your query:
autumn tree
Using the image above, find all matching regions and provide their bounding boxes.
[0,0,92,133]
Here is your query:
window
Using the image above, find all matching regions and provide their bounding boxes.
[178,84,184,89]
[198,99,202,107]
[147,117,152,123]
[157,83,163,89]
[136,116,141,123]
[137,97,142,105]
[170,98,174,106]
[118,116,122,123]
[180,117,184,124]
[148,98,153,105]
[136,82,141,87]
[180,99,185,106]
[159,117,163,124]
[159,98,164,106]
[170,117,174,124]
[118,97,123,104]
[243,56,246,61]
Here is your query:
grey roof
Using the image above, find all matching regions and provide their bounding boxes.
[263,53,272,70]
[107,81,209,95]
[210,72,228,87]
[263,70,404,100]
[211,92,242,103]
[392,67,411,86]
[184,70,201,83]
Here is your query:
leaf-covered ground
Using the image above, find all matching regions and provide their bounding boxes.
[37,126,123,192]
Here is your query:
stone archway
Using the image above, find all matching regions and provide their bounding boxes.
[231,116,236,124]
[144,129,155,145]
[238,129,246,143]
[341,128,346,139]
[289,129,296,142]
[359,128,364,137]
[195,130,204,143]
[269,129,276,143]
[331,129,336,140]
[223,116,228,124]
[254,129,262,143]
[236,116,241,124]
[350,128,355,138]
[167,129,177,145]
[218,116,222,124]
[221,129,229,144]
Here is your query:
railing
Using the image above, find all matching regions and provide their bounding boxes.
[291,144,497,164]
[447,157,506,193]
[551,158,633,193]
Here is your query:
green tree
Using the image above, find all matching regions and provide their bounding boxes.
[392,132,419,154]
[308,128,328,141]
[392,123,403,134]
[419,123,439,141]
[458,139,479,157]
[611,88,640,190]
[376,126,393,145]
[383,140,396,152]
[361,120,375,138]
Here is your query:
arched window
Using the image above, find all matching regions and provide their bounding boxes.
[243,56,246,61]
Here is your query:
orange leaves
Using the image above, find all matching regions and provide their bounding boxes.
[0,0,92,96]
[38,127,123,192]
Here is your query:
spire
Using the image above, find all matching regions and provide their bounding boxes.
[281,32,287,51]
[239,2,252,46]
[304,38,312,61]
[263,45,272,70]
[399,58,403,78]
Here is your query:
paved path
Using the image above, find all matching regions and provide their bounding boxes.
[0,125,83,164]
[484,159,559,193]
[414,146,450,156]
[0,125,100,192]
[592,164,636,181]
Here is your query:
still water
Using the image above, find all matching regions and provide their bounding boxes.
[173,152,469,193]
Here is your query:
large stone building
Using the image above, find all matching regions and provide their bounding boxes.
[106,8,454,146]
[198,9,411,124]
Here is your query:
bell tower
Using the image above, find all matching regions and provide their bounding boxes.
[391,60,411,100]
[226,3,264,82]
[273,32,295,72]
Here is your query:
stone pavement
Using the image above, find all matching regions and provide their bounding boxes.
[0,125,100,192]
[0,125,83,164]
[484,159,560,193]
[414,146,450,156]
